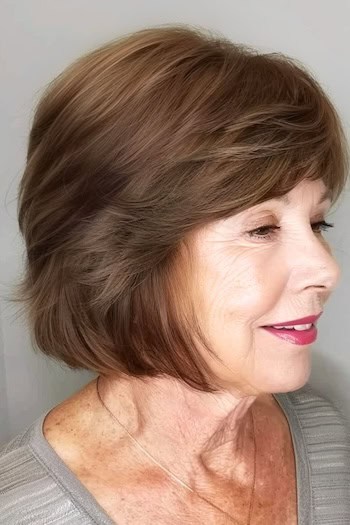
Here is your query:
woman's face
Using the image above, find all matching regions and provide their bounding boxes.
[193,179,340,395]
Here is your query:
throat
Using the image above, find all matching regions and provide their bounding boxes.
[198,409,256,483]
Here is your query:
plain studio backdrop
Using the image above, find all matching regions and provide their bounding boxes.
[0,0,349,444]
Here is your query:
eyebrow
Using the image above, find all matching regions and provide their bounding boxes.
[273,187,332,206]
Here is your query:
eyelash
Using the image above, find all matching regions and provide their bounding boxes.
[247,221,334,240]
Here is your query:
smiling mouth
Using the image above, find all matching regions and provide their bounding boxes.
[264,323,314,331]
[261,324,317,345]
[262,312,323,329]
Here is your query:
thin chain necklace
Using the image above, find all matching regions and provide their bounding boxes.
[95,375,257,524]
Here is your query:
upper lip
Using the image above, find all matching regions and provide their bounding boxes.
[264,312,323,327]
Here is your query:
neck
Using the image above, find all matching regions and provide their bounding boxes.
[99,374,274,482]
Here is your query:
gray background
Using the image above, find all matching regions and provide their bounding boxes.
[1,0,349,444]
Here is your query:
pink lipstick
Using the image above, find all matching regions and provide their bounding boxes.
[261,312,322,346]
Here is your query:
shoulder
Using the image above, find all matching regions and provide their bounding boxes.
[284,383,350,521]
[0,408,92,525]
[0,417,59,524]
[274,382,350,476]
[276,381,350,451]
[273,383,350,519]
[0,379,115,525]
[282,382,350,479]
[0,417,40,472]
[285,382,350,436]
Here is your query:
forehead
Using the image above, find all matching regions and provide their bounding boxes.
[192,180,332,244]
[270,185,332,207]
[244,180,332,215]
[207,182,329,240]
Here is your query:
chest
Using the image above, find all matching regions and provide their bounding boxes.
[70,430,298,525]
[43,395,298,524]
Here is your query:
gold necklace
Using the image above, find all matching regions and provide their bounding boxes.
[96,375,256,525]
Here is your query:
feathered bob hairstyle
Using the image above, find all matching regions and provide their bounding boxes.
[9,24,349,393]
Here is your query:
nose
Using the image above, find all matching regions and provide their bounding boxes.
[289,231,340,294]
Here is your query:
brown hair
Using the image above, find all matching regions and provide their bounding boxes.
[9,24,349,393]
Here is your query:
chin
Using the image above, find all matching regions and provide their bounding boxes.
[270,369,312,394]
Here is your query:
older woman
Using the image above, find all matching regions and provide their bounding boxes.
[1,24,349,525]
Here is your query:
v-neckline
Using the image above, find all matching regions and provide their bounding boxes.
[28,390,311,524]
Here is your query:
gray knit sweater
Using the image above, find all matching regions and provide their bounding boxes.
[0,382,349,524]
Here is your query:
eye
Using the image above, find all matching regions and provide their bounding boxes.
[312,220,334,233]
[246,220,334,241]
[246,225,280,240]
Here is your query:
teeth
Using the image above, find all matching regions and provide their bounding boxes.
[294,323,313,331]
[271,323,312,331]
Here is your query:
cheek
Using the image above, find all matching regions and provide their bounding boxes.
[195,244,287,325]
[224,253,287,321]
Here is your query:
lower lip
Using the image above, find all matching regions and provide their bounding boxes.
[261,324,317,345]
